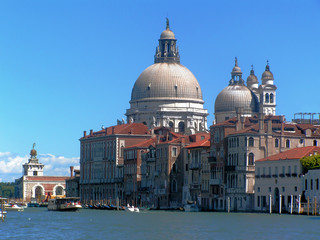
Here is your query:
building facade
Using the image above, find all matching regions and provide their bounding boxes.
[15,145,69,202]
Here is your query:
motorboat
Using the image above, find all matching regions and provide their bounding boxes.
[126,204,139,212]
[184,201,200,212]
[48,197,82,211]
[5,203,24,212]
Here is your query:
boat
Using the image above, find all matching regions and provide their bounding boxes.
[0,210,7,219]
[5,203,24,212]
[126,204,139,212]
[184,201,200,212]
[48,197,82,211]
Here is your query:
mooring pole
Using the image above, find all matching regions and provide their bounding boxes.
[269,195,272,214]
[308,197,310,216]
[279,195,282,214]
[227,197,230,213]
[298,195,301,215]
[290,195,293,214]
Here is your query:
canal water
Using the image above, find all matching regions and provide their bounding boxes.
[2,208,320,239]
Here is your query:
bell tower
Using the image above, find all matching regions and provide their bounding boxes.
[22,143,44,176]
[258,61,277,115]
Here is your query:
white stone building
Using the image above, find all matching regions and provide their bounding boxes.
[254,146,320,212]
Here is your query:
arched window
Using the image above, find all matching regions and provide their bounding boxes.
[270,93,274,103]
[172,179,177,192]
[55,186,63,195]
[178,122,185,133]
[248,153,254,165]
[314,140,318,146]
[275,139,279,148]
[249,137,254,147]
[169,121,174,128]
[286,139,290,148]
[265,93,269,103]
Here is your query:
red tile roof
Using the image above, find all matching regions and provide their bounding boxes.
[257,146,320,162]
[81,123,149,139]
[185,138,210,148]
[124,137,157,149]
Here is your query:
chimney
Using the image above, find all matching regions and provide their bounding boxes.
[259,113,265,134]
[235,108,241,131]
[70,166,74,178]
[267,118,272,134]
[83,131,87,137]
[240,116,245,130]
[90,129,93,136]
[280,115,285,134]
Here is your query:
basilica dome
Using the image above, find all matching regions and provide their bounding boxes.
[130,63,203,102]
[215,84,259,114]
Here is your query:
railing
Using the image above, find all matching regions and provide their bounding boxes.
[225,165,236,171]
[190,184,201,190]
[189,162,202,170]
[209,179,222,185]
[208,156,217,163]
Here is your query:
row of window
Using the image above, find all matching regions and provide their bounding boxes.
[256,165,298,177]
[305,178,320,191]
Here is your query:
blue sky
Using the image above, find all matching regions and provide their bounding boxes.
[0,0,319,181]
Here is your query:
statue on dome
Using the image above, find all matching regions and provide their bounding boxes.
[166,18,170,30]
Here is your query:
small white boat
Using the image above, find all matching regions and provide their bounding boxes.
[126,204,139,212]
[0,210,7,219]
[5,204,24,212]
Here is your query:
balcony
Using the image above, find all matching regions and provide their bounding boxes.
[189,162,202,170]
[190,184,201,190]
[139,187,149,192]
[209,179,222,185]
[225,165,236,171]
[279,173,285,178]
[208,156,217,163]
[272,174,278,178]
[147,157,156,162]
[286,173,291,177]
[114,177,124,183]
[292,173,298,177]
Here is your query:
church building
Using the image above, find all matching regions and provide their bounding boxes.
[15,145,69,202]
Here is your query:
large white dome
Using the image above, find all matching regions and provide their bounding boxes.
[130,63,203,103]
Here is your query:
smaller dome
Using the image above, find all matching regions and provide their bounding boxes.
[262,63,274,81]
[247,69,258,83]
[215,84,259,114]
[160,29,175,39]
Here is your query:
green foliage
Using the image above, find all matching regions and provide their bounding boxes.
[300,154,320,173]
[0,182,14,198]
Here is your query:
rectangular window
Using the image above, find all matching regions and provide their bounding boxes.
[257,196,260,207]
[317,179,319,190]
[311,179,313,190]
[172,147,177,157]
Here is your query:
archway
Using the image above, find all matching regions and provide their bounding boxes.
[35,186,43,203]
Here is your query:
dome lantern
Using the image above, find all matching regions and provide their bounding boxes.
[229,57,244,85]
[154,18,180,64]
